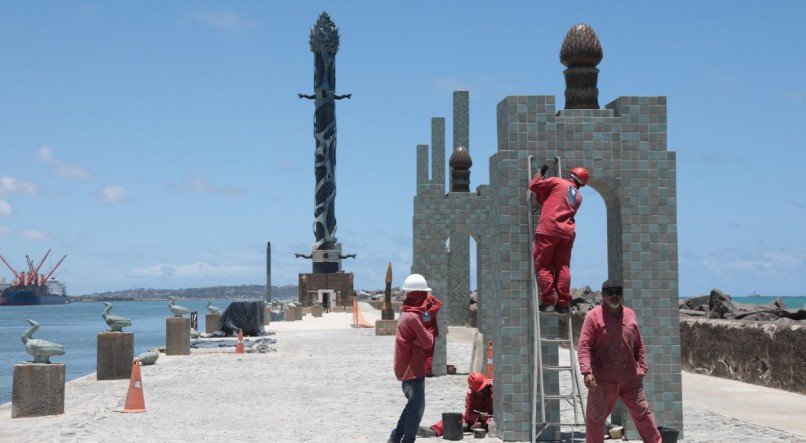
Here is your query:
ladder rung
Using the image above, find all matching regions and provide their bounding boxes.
[542,365,573,371]
[540,338,568,343]
[543,394,577,400]
[538,422,587,427]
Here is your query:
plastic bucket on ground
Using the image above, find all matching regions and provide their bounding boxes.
[658,426,679,443]
[442,412,463,440]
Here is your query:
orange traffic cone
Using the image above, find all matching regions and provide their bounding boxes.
[235,329,244,354]
[484,340,494,380]
[123,359,146,413]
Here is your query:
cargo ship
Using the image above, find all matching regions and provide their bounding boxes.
[0,250,69,306]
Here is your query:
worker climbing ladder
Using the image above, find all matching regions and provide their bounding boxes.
[528,155,586,442]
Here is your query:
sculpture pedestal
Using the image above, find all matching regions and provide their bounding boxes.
[205,313,220,334]
[97,332,134,380]
[12,363,65,418]
[166,317,190,355]
[375,319,398,336]
[312,305,323,317]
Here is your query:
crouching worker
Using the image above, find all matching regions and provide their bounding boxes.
[578,280,662,443]
[417,372,494,438]
[388,274,435,443]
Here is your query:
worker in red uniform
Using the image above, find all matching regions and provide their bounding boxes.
[577,280,662,443]
[417,372,494,438]
[529,165,588,313]
[423,293,441,377]
[388,274,435,443]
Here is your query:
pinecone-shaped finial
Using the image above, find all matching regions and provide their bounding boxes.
[560,24,603,68]
[310,12,339,53]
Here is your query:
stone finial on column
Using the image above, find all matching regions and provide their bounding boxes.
[560,23,603,109]
[449,146,472,192]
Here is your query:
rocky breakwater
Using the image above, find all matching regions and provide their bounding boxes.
[680,289,806,393]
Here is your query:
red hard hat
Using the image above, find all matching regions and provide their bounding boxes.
[468,371,492,392]
[570,167,589,187]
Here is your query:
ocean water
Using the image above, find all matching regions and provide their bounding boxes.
[0,300,233,405]
[691,296,806,309]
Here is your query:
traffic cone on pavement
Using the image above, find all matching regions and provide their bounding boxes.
[235,329,244,354]
[123,359,146,413]
[485,341,494,380]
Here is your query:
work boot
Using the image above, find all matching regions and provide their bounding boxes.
[554,305,569,314]
[417,426,438,438]
[538,303,555,312]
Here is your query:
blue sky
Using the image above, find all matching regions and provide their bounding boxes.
[0,2,804,296]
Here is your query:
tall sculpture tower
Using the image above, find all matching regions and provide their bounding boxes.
[296,12,356,307]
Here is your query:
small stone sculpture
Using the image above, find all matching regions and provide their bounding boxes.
[190,328,201,339]
[136,350,159,366]
[168,297,189,318]
[22,319,65,364]
[207,300,221,315]
[101,302,132,332]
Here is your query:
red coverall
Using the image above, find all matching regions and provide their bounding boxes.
[577,305,661,443]
[529,175,582,308]
[430,384,494,436]
[422,293,441,376]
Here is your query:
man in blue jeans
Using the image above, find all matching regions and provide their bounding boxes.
[388,274,435,443]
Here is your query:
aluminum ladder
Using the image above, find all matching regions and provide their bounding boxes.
[528,155,586,442]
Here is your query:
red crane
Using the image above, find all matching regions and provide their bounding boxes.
[43,255,67,282]
[0,254,19,279]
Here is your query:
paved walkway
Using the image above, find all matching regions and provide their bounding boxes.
[0,304,803,442]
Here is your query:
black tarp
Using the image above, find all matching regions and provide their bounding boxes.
[217,301,266,336]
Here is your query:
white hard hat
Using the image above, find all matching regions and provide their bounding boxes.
[402,274,431,292]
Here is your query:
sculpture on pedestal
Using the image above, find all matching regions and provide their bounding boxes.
[382,262,395,320]
[296,12,355,273]
[21,319,64,364]
[168,297,189,318]
[101,302,132,332]
[207,300,221,315]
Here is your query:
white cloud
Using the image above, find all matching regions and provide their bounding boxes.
[191,10,254,32]
[0,200,11,218]
[166,174,246,196]
[0,176,39,196]
[128,262,260,279]
[0,225,10,237]
[20,229,46,240]
[37,145,91,179]
[700,248,806,275]
[99,185,128,203]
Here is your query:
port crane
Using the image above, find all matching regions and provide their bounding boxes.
[0,250,67,287]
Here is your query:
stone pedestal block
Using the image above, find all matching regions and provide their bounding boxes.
[12,363,65,418]
[312,305,323,317]
[263,307,271,325]
[97,332,134,380]
[205,313,220,334]
[303,306,312,315]
[375,319,398,336]
[166,317,190,355]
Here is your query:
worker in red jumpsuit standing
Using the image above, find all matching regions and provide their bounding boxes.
[529,165,588,313]
[577,280,662,443]
[417,372,494,438]
[423,293,441,377]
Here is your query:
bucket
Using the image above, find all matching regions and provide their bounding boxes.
[447,364,457,375]
[473,428,486,438]
[442,412,464,440]
[658,426,679,443]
